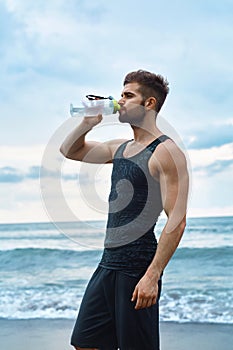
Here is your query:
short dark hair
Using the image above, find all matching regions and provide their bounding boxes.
[123,69,169,113]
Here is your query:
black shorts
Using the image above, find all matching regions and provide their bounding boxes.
[71,266,162,350]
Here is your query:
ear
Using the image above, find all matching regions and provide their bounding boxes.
[145,97,157,110]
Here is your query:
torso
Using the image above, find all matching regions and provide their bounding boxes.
[99,135,170,276]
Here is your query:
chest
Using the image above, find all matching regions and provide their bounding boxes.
[111,157,150,189]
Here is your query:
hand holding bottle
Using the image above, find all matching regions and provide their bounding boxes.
[80,99,104,128]
[61,95,120,161]
[82,113,103,128]
[70,97,120,118]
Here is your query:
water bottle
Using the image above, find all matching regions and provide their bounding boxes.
[70,95,120,117]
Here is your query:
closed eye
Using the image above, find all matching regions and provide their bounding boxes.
[121,92,135,98]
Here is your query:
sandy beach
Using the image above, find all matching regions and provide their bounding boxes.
[0,319,232,350]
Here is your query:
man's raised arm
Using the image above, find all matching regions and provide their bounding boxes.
[60,115,125,164]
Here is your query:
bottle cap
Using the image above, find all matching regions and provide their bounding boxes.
[112,99,121,113]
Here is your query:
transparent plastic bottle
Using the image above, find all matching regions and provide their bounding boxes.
[70,98,120,117]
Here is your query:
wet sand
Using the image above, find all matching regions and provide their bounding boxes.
[0,319,232,350]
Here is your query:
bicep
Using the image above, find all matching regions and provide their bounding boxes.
[70,141,112,163]
[160,159,189,216]
[151,143,189,230]
[68,139,127,164]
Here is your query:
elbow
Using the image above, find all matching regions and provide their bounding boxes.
[166,212,187,236]
[59,145,66,158]
[59,145,71,159]
[59,145,80,161]
[175,216,186,238]
[179,216,186,234]
[171,216,186,242]
[180,217,186,236]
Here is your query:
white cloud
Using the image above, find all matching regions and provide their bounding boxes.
[188,206,233,218]
[188,158,233,218]
[1,0,232,143]
[0,178,47,223]
[189,143,233,169]
[0,145,45,169]
[0,140,232,223]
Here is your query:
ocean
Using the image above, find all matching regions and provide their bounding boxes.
[0,216,232,324]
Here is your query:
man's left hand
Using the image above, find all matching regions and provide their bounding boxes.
[131,274,158,310]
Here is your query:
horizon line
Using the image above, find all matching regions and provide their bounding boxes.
[0,215,232,226]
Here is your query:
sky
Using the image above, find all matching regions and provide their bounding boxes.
[0,0,233,224]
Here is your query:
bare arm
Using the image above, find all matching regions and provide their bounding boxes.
[132,140,189,309]
[60,115,126,163]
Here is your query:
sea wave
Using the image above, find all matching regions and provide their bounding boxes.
[160,288,233,324]
[0,248,102,272]
[1,246,232,263]
[0,286,232,324]
[0,218,232,324]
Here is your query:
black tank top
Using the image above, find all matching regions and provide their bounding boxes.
[99,135,169,275]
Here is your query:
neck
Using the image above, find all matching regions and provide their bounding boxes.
[130,111,162,144]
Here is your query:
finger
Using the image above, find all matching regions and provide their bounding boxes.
[151,297,157,306]
[83,114,103,124]
[135,295,144,310]
[145,298,154,309]
[140,298,149,309]
[135,298,142,310]
[131,286,138,302]
[137,297,155,310]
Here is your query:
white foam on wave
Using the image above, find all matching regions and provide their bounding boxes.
[160,289,233,324]
[0,287,232,324]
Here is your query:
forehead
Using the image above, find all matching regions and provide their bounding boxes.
[122,82,141,94]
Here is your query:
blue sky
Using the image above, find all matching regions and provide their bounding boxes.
[0,0,232,223]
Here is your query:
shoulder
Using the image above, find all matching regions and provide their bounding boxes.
[149,138,188,178]
[106,138,129,158]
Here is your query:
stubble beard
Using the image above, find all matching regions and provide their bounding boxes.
[119,102,146,126]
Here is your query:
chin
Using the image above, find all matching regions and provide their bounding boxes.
[118,113,129,123]
[119,113,145,126]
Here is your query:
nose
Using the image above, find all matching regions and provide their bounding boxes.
[118,97,125,106]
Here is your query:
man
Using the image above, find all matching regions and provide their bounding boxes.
[60,69,189,350]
